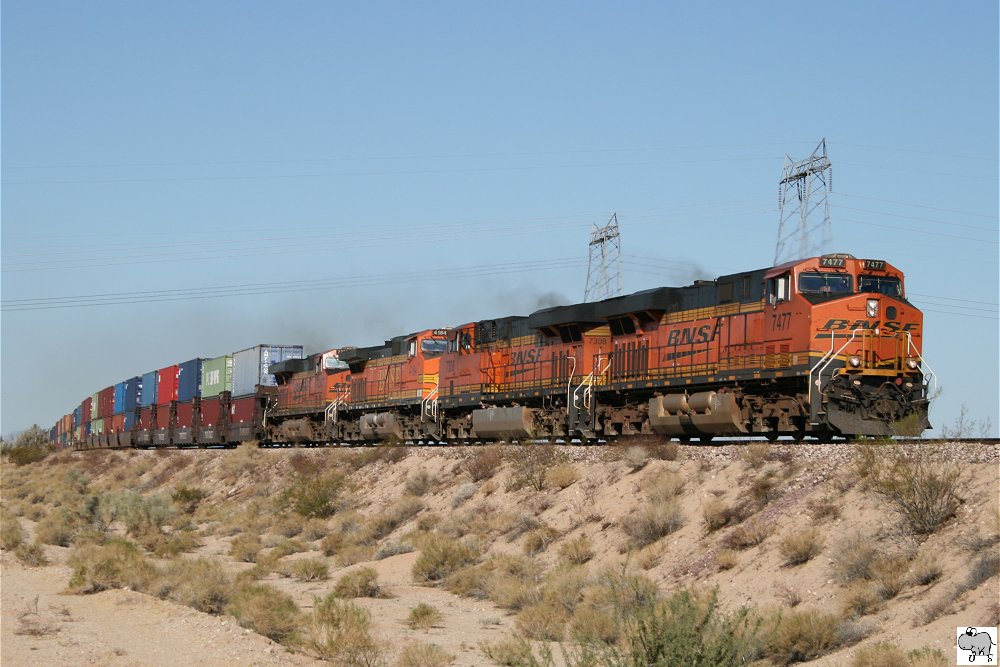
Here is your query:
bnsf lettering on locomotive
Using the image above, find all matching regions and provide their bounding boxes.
[666,321,720,347]
[511,349,542,365]
[820,319,919,332]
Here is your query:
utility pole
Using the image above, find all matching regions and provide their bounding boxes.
[774,139,833,264]
[584,213,623,302]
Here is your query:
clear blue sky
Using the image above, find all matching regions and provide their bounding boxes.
[2,1,997,437]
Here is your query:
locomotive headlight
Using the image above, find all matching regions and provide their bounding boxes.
[849,356,862,368]
[905,357,919,370]
[866,298,879,318]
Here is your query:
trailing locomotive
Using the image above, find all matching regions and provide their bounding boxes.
[51,253,932,448]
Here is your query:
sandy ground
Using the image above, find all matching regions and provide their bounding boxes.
[2,441,998,666]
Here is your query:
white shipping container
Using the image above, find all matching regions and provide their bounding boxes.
[231,344,304,397]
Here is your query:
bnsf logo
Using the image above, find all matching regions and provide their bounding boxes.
[512,349,543,365]
[666,320,723,347]
[821,319,920,333]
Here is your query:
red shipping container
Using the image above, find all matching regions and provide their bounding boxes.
[200,397,222,426]
[98,386,115,419]
[230,396,256,425]
[82,397,93,424]
[175,401,195,428]
[157,365,179,406]
[139,406,155,429]
[110,414,125,433]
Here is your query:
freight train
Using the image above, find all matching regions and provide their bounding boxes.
[49,253,932,447]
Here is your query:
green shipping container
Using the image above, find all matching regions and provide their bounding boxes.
[92,418,104,434]
[201,355,233,398]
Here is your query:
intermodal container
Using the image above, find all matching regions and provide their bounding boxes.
[113,382,126,415]
[110,413,125,433]
[92,418,105,435]
[175,401,195,428]
[140,371,158,407]
[124,377,141,412]
[91,392,100,418]
[73,407,81,427]
[124,411,137,431]
[157,365,179,406]
[177,358,204,402]
[99,386,115,419]
[201,355,233,398]
[139,406,155,429]
[200,396,223,426]
[232,344,304,397]
[82,397,93,424]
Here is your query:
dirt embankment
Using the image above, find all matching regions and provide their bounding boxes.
[2,441,998,666]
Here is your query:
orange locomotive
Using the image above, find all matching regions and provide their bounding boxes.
[263,253,930,444]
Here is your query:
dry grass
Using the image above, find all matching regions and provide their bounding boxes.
[740,442,771,467]
[724,518,771,550]
[522,526,559,556]
[406,603,443,630]
[67,539,157,594]
[229,533,263,563]
[334,566,383,598]
[302,594,386,666]
[642,469,686,501]
[830,532,880,583]
[285,557,330,582]
[558,536,594,565]
[778,527,824,566]
[395,642,455,667]
[763,608,850,664]
[545,463,579,490]
[622,445,648,471]
[15,540,49,566]
[155,558,234,614]
[715,548,739,571]
[462,446,503,482]
[451,483,477,508]
[1,509,24,550]
[412,534,479,583]
[623,498,684,548]
[850,642,949,667]
[227,583,301,643]
[405,470,435,497]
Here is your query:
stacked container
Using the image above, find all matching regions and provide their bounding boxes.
[124,376,141,431]
[201,355,233,397]
[157,365,179,405]
[232,344,304,397]
[140,370,158,407]
[177,358,203,403]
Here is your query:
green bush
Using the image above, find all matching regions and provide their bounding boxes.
[170,485,207,514]
[1,510,25,550]
[155,558,234,614]
[283,472,346,518]
[68,539,156,594]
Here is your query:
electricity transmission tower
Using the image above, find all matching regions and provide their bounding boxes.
[774,139,833,264]
[584,213,623,302]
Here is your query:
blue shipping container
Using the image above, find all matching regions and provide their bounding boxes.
[139,370,158,407]
[73,407,81,426]
[113,382,126,415]
[124,377,141,412]
[177,358,204,402]
[124,412,137,431]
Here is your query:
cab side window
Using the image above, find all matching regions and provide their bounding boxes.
[767,274,791,305]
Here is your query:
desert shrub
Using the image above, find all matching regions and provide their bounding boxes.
[762,608,846,664]
[850,642,949,667]
[831,532,879,583]
[116,491,175,538]
[463,446,504,482]
[505,513,541,542]
[872,556,909,600]
[5,426,53,465]
[412,535,479,583]
[68,539,156,594]
[15,541,49,566]
[229,533,263,562]
[908,552,943,587]
[303,594,385,666]
[749,466,783,504]
[156,558,233,614]
[227,583,300,643]
[578,588,761,667]
[570,603,619,643]
[296,517,327,542]
[648,441,680,461]
[336,544,375,567]
[395,642,455,667]
[150,530,200,558]
[724,519,772,550]
[545,463,579,490]
[856,442,963,534]
[375,541,414,560]
[334,566,382,598]
[702,498,732,532]
[481,635,551,667]
[559,536,594,565]
[716,548,739,571]
[285,472,346,519]
[506,445,563,492]
[366,495,424,543]
[840,580,882,617]
[964,552,1000,591]
[623,499,684,548]
[622,445,648,471]
[170,485,206,514]
[34,508,87,547]
[287,557,330,582]
[516,600,569,641]
[740,442,771,468]
[807,494,842,523]
[405,470,435,497]
[268,537,309,558]
[407,603,443,630]
[1,510,24,550]
[643,469,686,501]
[273,513,305,538]
[451,482,477,508]
[778,528,824,566]
[522,526,559,556]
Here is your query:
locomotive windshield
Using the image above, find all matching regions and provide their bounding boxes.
[858,275,902,297]
[421,339,448,357]
[798,272,852,295]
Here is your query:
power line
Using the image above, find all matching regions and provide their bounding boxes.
[830,204,997,232]
[836,217,998,244]
[833,191,998,219]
